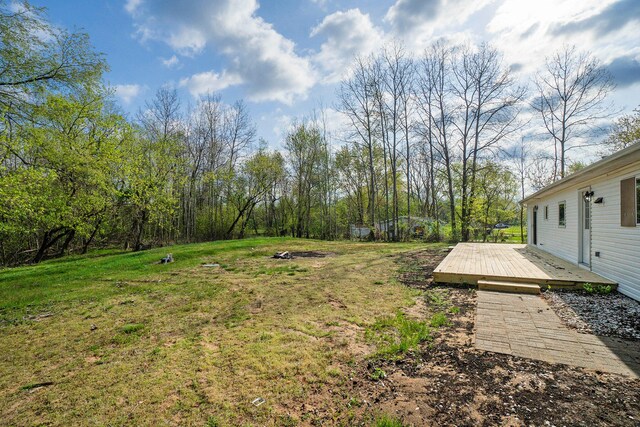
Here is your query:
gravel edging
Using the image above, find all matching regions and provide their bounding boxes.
[543,290,640,341]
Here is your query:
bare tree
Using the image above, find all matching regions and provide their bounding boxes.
[453,43,525,241]
[532,45,615,179]
[381,43,413,240]
[338,55,378,233]
[415,41,457,239]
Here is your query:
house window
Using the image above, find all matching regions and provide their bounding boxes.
[621,177,637,227]
[637,178,640,224]
[544,205,549,220]
[558,202,566,227]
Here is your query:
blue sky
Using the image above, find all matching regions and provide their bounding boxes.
[35,0,640,147]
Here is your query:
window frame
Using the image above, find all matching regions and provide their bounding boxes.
[636,177,640,225]
[558,201,566,228]
[544,205,549,220]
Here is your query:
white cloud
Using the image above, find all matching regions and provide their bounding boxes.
[161,55,181,69]
[384,0,494,42]
[486,0,635,76]
[179,70,243,97]
[124,0,143,15]
[311,9,383,84]
[125,0,315,104]
[114,84,143,105]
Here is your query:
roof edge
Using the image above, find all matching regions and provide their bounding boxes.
[521,142,640,204]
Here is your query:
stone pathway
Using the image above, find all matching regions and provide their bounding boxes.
[474,290,640,378]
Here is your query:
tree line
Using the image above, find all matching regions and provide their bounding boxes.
[0,2,633,265]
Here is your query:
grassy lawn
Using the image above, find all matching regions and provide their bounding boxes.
[0,238,441,426]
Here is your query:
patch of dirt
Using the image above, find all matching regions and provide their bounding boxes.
[346,250,640,427]
[396,248,448,290]
[543,290,640,341]
[325,321,374,356]
[290,251,335,258]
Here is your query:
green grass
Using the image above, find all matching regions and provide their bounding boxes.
[0,237,434,426]
[429,312,449,328]
[120,323,144,334]
[373,414,405,427]
[490,225,527,243]
[366,312,431,359]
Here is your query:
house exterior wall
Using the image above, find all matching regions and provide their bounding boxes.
[527,164,640,301]
[528,187,579,263]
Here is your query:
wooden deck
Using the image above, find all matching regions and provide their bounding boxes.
[433,243,616,288]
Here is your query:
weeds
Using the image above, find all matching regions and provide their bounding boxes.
[430,312,449,328]
[374,414,405,427]
[366,312,431,359]
[369,367,387,380]
[583,283,613,294]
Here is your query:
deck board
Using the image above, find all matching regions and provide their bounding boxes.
[433,243,616,288]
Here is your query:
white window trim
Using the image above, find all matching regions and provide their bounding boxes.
[636,176,640,225]
[558,201,566,228]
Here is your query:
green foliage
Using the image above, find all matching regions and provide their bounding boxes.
[120,323,144,334]
[604,107,640,153]
[582,283,613,295]
[366,312,431,359]
[369,367,387,381]
[430,312,449,328]
[373,415,405,427]
[205,416,220,427]
[0,1,107,114]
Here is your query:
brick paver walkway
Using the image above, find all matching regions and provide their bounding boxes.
[474,291,640,378]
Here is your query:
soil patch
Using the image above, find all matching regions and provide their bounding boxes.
[396,248,448,290]
[289,251,334,258]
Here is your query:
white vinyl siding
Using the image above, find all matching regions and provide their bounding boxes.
[528,189,578,263]
[527,165,640,301]
[591,172,640,301]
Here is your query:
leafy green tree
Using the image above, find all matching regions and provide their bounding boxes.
[473,162,517,241]
[226,148,284,238]
[0,89,127,262]
[0,1,106,121]
[603,107,640,153]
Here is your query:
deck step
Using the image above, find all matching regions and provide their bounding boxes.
[477,280,541,294]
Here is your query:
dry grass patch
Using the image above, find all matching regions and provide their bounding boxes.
[0,238,436,426]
